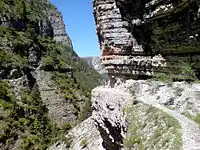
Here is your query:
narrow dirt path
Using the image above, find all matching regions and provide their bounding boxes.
[139,98,200,150]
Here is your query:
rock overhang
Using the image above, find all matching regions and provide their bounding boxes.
[93,0,200,80]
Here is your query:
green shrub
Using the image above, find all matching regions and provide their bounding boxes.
[42,55,54,70]
[154,72,172,83]
[193,114,200,127]
[80,138,88,148]
[154,58,197,82]
[0,51,12,65]
[62,122,72,132]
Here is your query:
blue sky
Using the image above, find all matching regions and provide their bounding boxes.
[50,0,100,57]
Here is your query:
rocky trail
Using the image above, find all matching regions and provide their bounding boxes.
[140,98,200,150]
[110,80,200,150]
[94,83,200,150]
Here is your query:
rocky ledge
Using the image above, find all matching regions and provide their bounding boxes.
[91,80,200,150]
[93,0,200,79]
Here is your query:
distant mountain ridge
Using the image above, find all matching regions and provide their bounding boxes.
[82,56,108,80]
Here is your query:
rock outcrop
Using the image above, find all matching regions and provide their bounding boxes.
[93,0,200,79]
[48,6,73,47]
[68,117,105,150]
[92,86,132,149]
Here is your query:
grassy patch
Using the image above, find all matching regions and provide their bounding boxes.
[182,112,200,127]
[124,103,182,150]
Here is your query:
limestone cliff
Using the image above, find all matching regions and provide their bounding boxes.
[48,5,73,48]
[90,1,200,149]
[93,0,200,80]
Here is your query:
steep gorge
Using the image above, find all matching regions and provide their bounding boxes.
[0,0,102,149]
[1,0,200,150]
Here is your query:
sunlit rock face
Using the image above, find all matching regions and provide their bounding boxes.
[48,6,73,48]
[93,0,200,79]
[93,0,148,79]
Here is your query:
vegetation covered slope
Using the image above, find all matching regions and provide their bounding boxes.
[0,80,71,150]
[0,0,102,149]
[124,103,182,150]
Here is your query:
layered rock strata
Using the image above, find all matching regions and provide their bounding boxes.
[93,0,150,78]
[93,0,200,79]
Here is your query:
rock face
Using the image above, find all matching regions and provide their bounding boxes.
[49,117,105,150]
[68,117,105,150]
[0,1,72,49]
[93,0,200,79]
[0,2,102,147]
[0,0,77,124]
[48,6,73,47]
[92,86,132,149]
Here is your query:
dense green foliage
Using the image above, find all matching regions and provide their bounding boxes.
[0,0,26,19]
[0,26,34,68]
[0,81,71,150]
[40,37,102,91]
[0,0,51,20]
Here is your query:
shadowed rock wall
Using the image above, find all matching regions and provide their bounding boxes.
[93,0,200,79]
